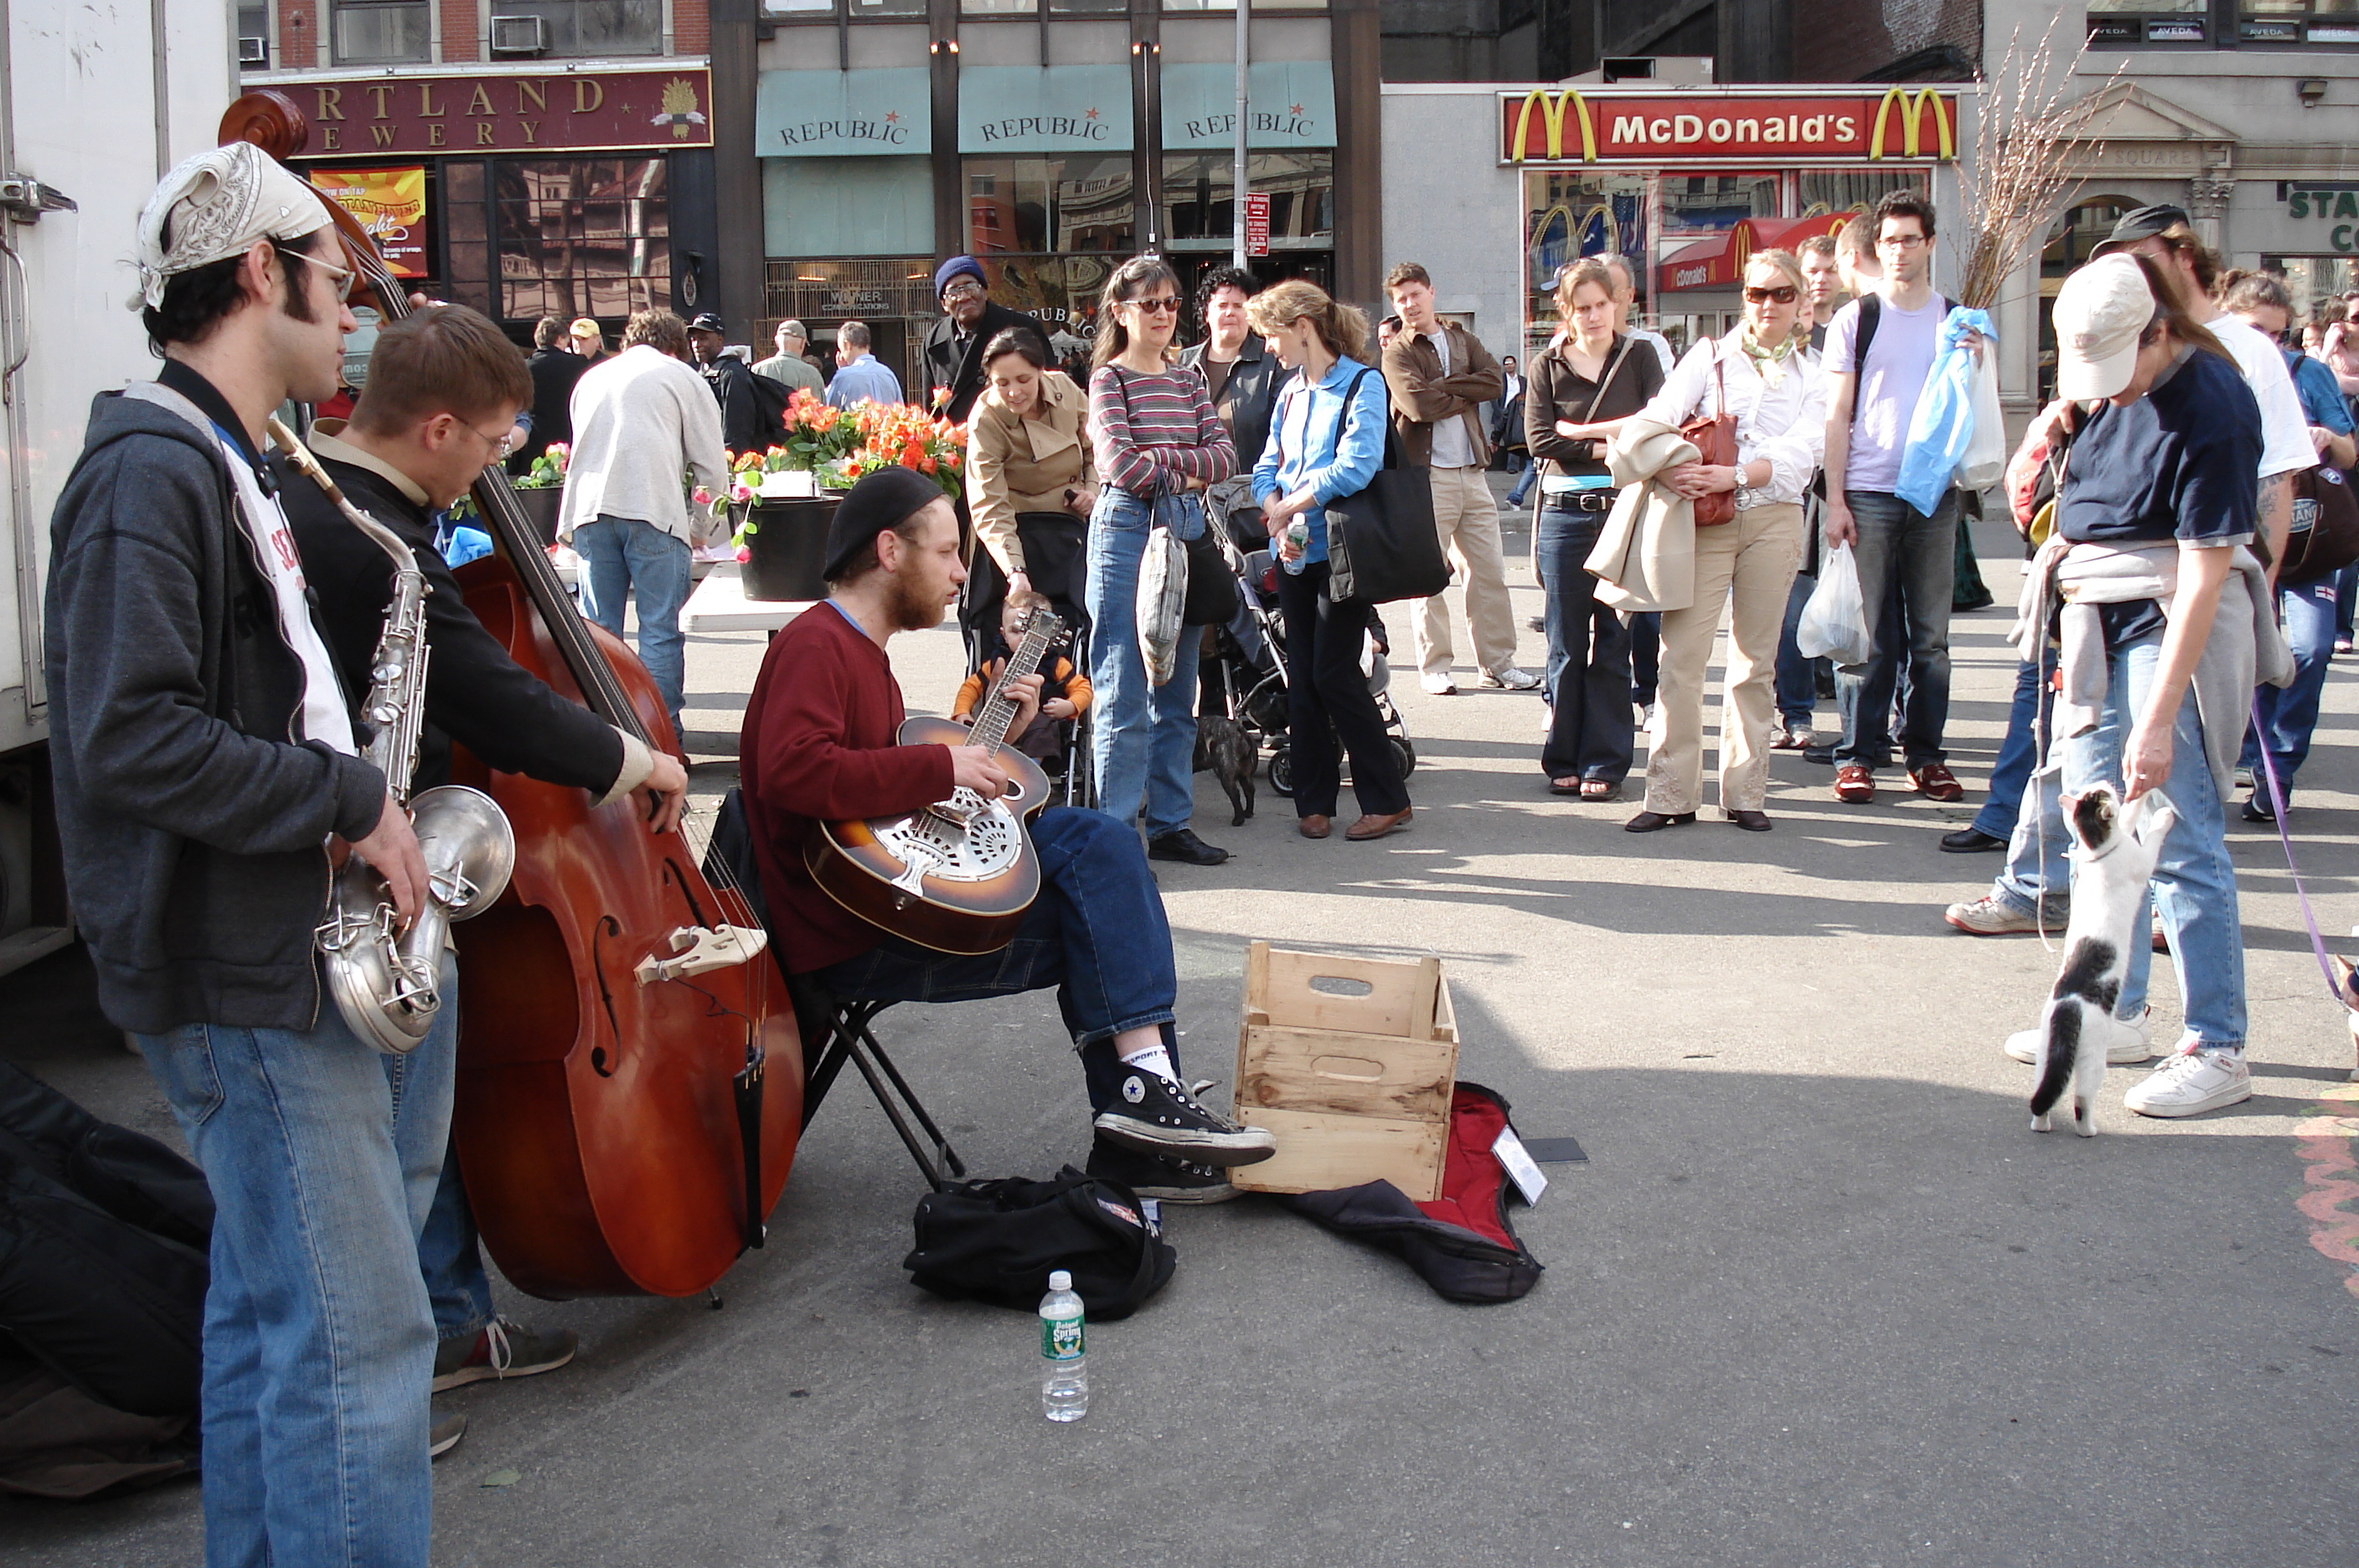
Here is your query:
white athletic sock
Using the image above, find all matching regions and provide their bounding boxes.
[1117,1044,1179,1085]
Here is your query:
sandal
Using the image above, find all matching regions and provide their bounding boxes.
[1578,779,1620,802]
[1547,776,1582,796]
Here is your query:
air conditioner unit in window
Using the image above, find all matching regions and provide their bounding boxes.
[488,14,549,54]
[237,34,268,64]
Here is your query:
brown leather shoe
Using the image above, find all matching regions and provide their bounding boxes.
[1298,814,1331,839]
[1345,807,1413,841]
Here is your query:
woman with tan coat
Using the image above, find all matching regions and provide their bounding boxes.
[964,328,1098,623]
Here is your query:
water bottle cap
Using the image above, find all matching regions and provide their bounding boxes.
[1048,1270,1071,1291]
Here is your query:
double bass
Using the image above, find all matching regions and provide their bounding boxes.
[220,92,803,1299]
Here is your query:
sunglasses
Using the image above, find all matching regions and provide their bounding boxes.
[1127,297,1183,314]
[1742,285,1799,305]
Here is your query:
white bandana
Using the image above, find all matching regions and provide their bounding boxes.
[132,143,331,311]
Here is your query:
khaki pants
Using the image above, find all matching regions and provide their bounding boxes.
[1644,502,1805,815]
[1414,464,1520,679]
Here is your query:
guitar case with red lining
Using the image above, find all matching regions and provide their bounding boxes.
[1272,1082,1543,1304]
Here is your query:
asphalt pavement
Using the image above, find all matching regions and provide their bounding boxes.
[8,498,2356,1567]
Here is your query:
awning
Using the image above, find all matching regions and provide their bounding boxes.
[1655,211,1857,292]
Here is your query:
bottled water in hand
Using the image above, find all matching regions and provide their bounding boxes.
[1039,1269,1087,1423]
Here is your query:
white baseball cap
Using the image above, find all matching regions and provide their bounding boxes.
[2052,255,2155,400]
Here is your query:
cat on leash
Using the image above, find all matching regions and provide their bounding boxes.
[2030,786,2177,1137]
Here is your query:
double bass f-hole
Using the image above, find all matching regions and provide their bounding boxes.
[589,914,626,1077]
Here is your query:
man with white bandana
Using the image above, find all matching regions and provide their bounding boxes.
[45,142,454,1565]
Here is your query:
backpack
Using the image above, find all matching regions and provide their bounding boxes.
[903,1168,1176,1320]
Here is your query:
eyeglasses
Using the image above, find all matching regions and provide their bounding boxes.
[466,420,518,461]
[942,280,985,300]
[1742,285,1799,305]
[1876,234,1930,251]
[288,246,357,301]
[1127,297,1183,315]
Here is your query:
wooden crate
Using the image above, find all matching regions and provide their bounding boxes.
[1229,942,1458,1202]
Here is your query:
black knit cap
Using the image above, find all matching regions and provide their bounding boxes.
[823,467,948,581]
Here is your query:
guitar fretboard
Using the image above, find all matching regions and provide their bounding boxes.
[971,611,1063,757]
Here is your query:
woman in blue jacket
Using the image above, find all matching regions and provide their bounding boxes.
[1247,281,1412,842]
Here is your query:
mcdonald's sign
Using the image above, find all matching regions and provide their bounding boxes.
[1500,88,1959,165]
[1866,87,1954,161]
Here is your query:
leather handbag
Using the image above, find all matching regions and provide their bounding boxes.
[2284,462,2359,585]
[1680,344,1737,527]
[1323,367,1449,605]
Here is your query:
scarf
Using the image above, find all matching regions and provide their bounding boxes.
[1737,328,1794,389]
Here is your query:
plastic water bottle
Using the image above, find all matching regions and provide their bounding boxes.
[1282,518,1311,575]
[1039,1270,1087,1422]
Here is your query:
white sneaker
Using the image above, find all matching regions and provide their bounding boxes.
[1420,670,1458,696]
[2003,1012,2152,1065]
[2124,1047,2253,1118]
[1481,667,1542,691]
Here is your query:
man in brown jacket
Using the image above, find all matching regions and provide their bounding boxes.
[1381,263,1539,694]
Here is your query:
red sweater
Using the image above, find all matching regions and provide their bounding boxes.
[741,601,955,972]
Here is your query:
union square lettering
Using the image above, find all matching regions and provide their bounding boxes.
[978,115,1109,144]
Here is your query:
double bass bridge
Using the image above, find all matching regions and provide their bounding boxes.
[634,923,771,987]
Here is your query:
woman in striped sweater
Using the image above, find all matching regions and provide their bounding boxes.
[1086,255,1237,866]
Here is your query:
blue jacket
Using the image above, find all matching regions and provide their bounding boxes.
[2284,348,2355,436]
[1252,356,1389,566]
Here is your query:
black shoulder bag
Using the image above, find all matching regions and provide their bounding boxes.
[903,1168,1176,1320]
[1322,366,1449,605]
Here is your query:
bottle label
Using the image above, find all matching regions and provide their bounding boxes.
[1042,1314,1083,1361]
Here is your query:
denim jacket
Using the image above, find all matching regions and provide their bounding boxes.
[1252,356,1389,566]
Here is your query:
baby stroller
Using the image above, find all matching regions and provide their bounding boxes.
[960,511,1096,808]
[1201,535,1414,800]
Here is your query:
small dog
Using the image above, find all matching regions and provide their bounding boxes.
[1194,715,1257,827]
[2336,957,2359,1082]
[2030,786,2176,1137]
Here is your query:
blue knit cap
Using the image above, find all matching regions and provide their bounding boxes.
[934,255,986,298]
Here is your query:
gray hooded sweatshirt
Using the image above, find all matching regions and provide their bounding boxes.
[44,379,387,1034]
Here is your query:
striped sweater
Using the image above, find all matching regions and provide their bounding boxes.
[1087,364,1235,497]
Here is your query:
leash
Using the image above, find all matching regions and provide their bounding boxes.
[2249,699,2346,1003]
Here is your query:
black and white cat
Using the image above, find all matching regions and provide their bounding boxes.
[2029,786,2177,1137]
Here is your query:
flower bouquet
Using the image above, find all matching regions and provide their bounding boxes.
[512,441,568,489]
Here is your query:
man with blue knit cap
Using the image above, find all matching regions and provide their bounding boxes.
[921,255,1048,425]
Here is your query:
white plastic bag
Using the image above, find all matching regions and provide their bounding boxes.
[1954,346,2005,491]
[1796,542,1872,668]
[1136,520,1188,686]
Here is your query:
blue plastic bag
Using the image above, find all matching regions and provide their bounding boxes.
[1893,307,1995,515]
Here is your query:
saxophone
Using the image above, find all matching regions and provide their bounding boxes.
[268,417,517,1055]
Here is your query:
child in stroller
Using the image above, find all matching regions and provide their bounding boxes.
[1200,537,1414,799]
[953,622,1092,771]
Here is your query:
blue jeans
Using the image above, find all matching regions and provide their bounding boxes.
[575,514,690,732]
[132,957,457,1568]
[2336,561,2356,643]
[1835,488,1958,768]
[2240,576,2339,805]
[1775,567,1818,728]
[1536,503,1634,784]
[2062,632,2244,1049]
[818,807,1180,1113]
[1087,490,1203,839]
[1987,654,2072,918]
[1505,463,1538,508]
[419,1153,494,1342]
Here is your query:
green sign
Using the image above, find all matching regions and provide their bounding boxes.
[1159,62,1336,150]
[756,69,931,157]
[959,66,1133,154]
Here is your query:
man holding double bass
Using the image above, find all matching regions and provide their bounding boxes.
[279,302,689,1401]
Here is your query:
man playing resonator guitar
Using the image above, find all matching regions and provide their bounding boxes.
[740,467,1275,1199]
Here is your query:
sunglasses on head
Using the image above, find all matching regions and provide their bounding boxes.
[1742,284,1799,305]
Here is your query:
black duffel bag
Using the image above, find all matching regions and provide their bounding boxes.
[903,1167,1174,1320]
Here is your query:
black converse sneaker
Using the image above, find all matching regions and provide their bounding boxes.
[1092,1071,1276,1166]
[1084,1136,1241,1204]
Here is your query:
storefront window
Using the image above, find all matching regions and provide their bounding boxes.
[2086,0,2207,47]
[964,0,1036,13]
[494,158,671,323]
[764,259,939,394]
[1163,0,1326,10]
[2264,256,2359,318]
[1161,153,1333,250]
[1660,173,1778,236]
[2241,1,2359,44]
[1520,170,1646,358]
[764,157,934,257]
[1795,170,1928,223]
[966,157,1135,255]
[445,162,493,320]
[331,0,429,63]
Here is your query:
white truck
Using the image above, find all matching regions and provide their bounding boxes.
[0,0,237,972]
